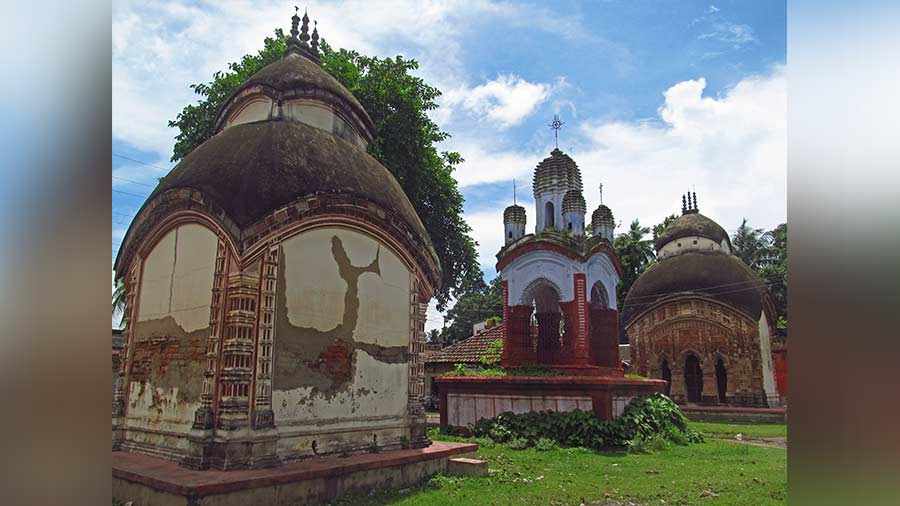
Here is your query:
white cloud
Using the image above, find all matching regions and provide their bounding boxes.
[699,22,757,49]
[707,5,720,14]
[456,66,786,274]
[443,75,562,129]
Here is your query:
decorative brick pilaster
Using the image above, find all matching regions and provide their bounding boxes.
[407,278,428,447]
[113,257,142,420]
[573,274,589,364]
[192,239,227,430]
[252,245,278,430]
[215,265,259,431]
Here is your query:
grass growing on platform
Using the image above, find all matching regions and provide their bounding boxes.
[690,421,787,439]
[330,429,786,506]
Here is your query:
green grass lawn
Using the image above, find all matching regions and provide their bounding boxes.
[330,430,786,506]
[690,421,787,439]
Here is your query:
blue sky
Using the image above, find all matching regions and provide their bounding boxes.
[112,0,786,329]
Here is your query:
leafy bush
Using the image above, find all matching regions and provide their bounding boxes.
[444,362,560,377]
[506,437,529,450]
[534,437,558,451]
[480,339,504,366]
[628,433,670,454]
[468,393,702,451]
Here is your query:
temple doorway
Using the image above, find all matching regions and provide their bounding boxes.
[523,279,562,365]
[661,358,672,396]
[715,357,727,404]
[684,354,703,403]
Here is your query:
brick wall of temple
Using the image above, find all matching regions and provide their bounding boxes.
[627,297,771,407]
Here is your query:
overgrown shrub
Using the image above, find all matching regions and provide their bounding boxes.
[535,437,558,451]
[506,437,529,450]
[468,393,702,451]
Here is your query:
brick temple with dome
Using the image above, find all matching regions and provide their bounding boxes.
[112,13,480,504]
[623,194,782,408]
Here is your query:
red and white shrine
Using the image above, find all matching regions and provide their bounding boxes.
[437,148,664,430]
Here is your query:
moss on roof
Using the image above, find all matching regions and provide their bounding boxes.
[219,53,373,134]
[654,212,730,251]
[622,251,767,327]
[426,323,504,364]
[145,120,432,252]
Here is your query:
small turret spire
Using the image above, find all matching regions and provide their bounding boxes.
[687,190,693,210]
[513,178,517,205]
[300,9,311,47]
[599,183,604,206]
[692,191,698,210]
[311,20,319,53]
[682,194,687,214]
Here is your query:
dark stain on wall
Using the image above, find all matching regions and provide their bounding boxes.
[274,235,408,398]
[129,315,207,411]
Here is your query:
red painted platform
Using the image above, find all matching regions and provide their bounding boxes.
[113,441,477,499]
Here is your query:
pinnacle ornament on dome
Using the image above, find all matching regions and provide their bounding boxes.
[284,7,320,62]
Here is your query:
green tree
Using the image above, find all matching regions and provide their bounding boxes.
[439,276,504,345]
[614,219,655,309]
[732,218,771,269]
[758,223,787,323]
[168,29,480,309]
[112,279,126,327]
[652,214,679,242]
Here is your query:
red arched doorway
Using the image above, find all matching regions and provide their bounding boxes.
[684,354,703,403]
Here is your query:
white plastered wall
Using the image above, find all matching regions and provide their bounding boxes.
[657,235,722,260]
[273,227,410,427]
[130,224,217,429]
[502,249,619,310]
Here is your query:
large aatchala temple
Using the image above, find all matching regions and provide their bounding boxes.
[112,11,439,470]
[623,194,781,408]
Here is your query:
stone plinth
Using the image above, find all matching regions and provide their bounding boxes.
[436,375,666,430]
[112,441,477,506]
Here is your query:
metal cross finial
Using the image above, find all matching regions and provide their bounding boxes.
[599,183,604,206]
[548,114,565,149]
[513,178,517,205]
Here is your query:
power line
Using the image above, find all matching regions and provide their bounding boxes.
[113,189,149,199]
[112,175,157,188]
[112,153,171,172]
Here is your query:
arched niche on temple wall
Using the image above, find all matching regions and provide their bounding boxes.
[127,222,219,432]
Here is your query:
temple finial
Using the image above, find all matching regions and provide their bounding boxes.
[682,194,687,213]
[692,191,698,210]
[687,191,693,210]
[311,20,319,53]
[599,183,604,206]
[290,7,300,40]
[513,178,517,205]
[300,9,310,47]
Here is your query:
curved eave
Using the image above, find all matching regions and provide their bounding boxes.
[495,235,623,276]
[623,292,762,331]
[213,82,376,144]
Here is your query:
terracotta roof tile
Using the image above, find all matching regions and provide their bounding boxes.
[426,323,504,364]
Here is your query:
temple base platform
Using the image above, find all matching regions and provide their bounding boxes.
[436,375,666,430]
[112,441,477,506]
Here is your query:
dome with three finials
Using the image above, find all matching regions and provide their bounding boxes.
[623,191,768,328]
[115,8,439,283]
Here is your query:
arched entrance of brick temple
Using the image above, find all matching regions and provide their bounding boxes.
[715,356,727,404]
[522,278,563,365]
[684,353,703,403]
[589,281,619,368]
[661,358,672,396]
